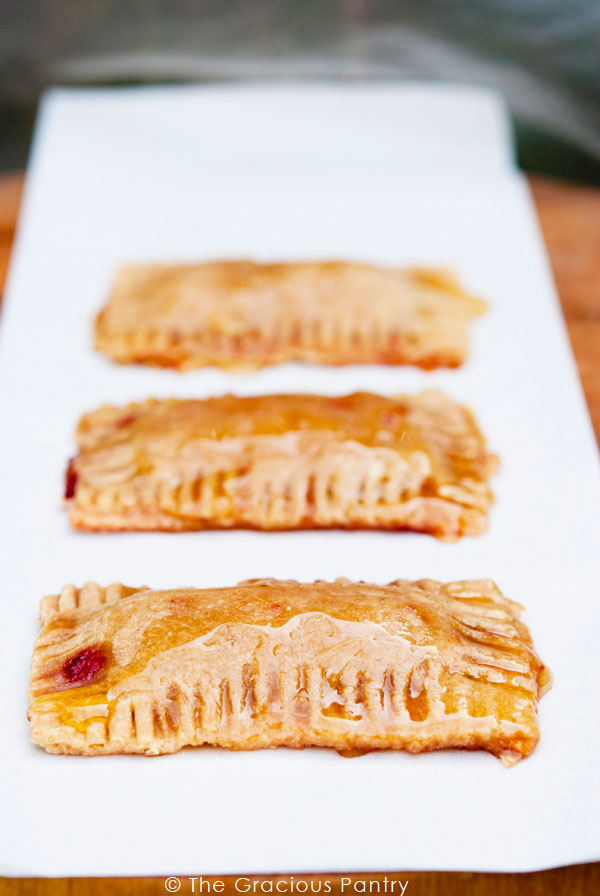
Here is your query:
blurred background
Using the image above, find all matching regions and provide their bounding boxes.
[0,0,600,181]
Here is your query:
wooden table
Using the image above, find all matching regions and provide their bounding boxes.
[0,172,598,896]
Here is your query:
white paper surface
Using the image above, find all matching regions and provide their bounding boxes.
[0,84,599,877]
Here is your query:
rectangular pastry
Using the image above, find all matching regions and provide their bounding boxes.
[28,578,550,762]
[95,261,486,370]
[65,391,497,537]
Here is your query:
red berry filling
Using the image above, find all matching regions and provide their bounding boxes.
[116,413,136,428]
[63,647,106,684]
[64,459,78,499]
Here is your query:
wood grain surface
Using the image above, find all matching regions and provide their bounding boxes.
[0,171,598,895]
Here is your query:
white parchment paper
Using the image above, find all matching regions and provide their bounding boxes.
[0,85,598,876]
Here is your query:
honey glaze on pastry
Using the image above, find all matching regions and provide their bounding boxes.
[28,579,550,762]
[95,261,486,370]
[65,391,498,538]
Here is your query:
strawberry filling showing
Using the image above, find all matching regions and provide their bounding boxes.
[64,459,77,499]
[63,647,106,684]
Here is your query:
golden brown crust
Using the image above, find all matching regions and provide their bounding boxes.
[65,391,498,538]
[95,262,486,370]
[28,578,550,762]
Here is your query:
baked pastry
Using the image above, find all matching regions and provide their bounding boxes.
[95,261,486,370]
[64,391,497,537]
[28,578,550,762]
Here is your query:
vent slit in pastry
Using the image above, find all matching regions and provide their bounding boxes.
[65,391,498,539]
[28,578,550,763]
[94,261,486,370]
